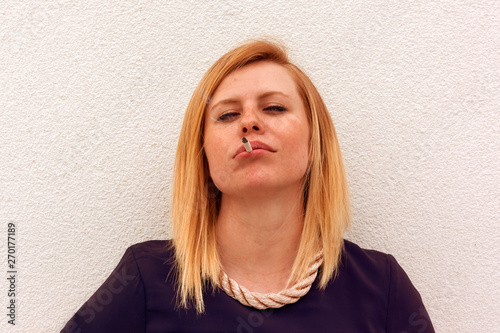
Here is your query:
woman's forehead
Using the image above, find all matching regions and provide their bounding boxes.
[208,62,300,107]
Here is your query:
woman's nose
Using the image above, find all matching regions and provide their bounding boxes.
[242,123,260,134]
[240,108,261,134]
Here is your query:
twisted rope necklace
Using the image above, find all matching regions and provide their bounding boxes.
[219,251,323,309]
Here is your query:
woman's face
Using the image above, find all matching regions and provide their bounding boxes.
[204,61,310,198]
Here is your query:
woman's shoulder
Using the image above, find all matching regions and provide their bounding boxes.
[123,239,176,281]
[341,239,394,272]
[127,239,174,258]
[338,239,407,293]
[60,240,176,333]
[338,239,434,332]
[342,239,396,258]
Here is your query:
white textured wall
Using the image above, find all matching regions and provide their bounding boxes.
[1,1,498,332]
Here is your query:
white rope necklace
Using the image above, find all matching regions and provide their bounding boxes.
[219,251,323,309]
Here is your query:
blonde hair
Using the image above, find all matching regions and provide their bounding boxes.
[171,39,350,313]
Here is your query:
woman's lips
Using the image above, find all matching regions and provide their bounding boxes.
[233,140,276,158]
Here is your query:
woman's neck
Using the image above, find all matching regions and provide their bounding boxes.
[215,188,304,293]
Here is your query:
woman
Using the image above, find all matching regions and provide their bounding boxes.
[62,40,434,332]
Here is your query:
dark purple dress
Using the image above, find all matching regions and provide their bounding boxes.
[62,240,435,332]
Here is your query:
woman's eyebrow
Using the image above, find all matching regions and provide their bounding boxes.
[258,91,290,100]
[209,98,239,113]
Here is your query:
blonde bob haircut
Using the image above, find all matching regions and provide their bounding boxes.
[172,39,350,313]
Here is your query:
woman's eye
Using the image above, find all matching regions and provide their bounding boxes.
[217,112,239,122]
[264,105,287,112]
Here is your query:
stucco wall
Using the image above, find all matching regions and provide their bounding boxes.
[1,1,499,332]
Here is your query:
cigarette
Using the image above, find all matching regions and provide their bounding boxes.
[242,137,253,152]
